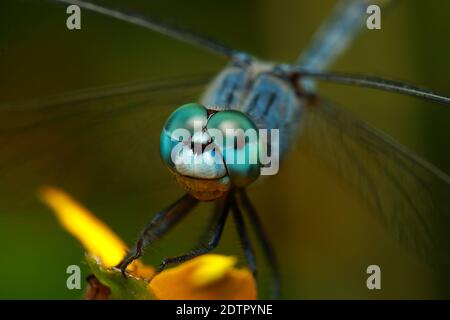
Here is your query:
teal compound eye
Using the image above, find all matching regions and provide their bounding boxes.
[160,103,208,168]
[207,110,261,187]
[164,103,208,135]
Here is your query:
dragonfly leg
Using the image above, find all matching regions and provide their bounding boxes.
[116,193,198,277]
[230,194,257,278]
[156,194,231,273]
[237,189,280,300]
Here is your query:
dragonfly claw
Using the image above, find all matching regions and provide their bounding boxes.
[115,251,140,279]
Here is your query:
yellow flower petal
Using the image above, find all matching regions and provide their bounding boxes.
[191,255,237,286]
[150,254,257,300]
[38,186,153,280]
[39,186,127,268]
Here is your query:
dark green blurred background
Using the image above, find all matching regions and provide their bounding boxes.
[0,0,449,299]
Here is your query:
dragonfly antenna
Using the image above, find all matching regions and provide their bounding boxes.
[53,0,238,58]
[296,69,450,105]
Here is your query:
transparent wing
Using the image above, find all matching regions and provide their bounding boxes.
[54,0,238,58]
[0,74,211,213]
[299,99,450,268]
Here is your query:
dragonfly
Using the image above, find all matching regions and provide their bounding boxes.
[2,0,449,299]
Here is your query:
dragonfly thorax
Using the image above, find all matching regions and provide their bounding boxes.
[201,61,304,161]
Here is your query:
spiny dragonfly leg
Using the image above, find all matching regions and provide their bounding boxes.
[230,194,257,278]
[237,189,281,300]
[116,193,198,277]
[156,194,231,273]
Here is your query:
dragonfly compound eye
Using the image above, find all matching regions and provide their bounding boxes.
[160,103,208,168]
[207,110,261,187]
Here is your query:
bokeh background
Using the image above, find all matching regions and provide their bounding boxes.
[0,0,449,299]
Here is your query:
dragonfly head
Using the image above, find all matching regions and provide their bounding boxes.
[160,103,261,200]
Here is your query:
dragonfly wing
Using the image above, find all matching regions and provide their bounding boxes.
[299,98,450,268]
[0,75,211,212]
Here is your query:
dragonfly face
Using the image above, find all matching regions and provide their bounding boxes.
[159,101,262,201]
